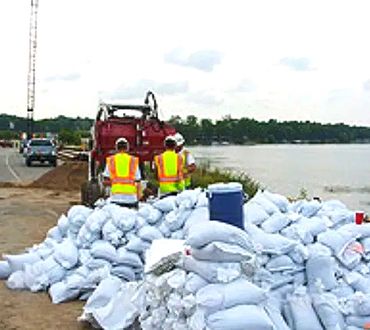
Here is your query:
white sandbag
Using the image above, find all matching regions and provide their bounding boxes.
[65,272,87,291]
[196,191,209,207]
[138,204,162,225]
[125,235,151,253]
[318,229,355,255]
[261,212,291,233]
[57,214,69,236]
[183,207,209,236]
[137,225,164,242]
[326,208,354,227]
[164,208,192,232]
[306,243,332,258]
[345,272,370,294]
[32,242,54,260]
[306,255,338,290]
[47,226,63,242]
[263,299,291,330]
[49,280,80,304]
[4,252,41,272]
[158,222,172,238]
[312,293,345,330]
[0,260,11,279]
[186,221,253,250]
[345,292,370,317]
[288,289,324,330]
[85,258,112,270]
[84,276,123,312]
[175,189,201,209]
[265,255,297,272]
[330,279,354,298]
[196,278,267,314]
[84,209,109,234]
[191,241,253,262]
[296,216,328,238]
[289,244,309,264]
[117,247,143,268]
[103,204,136,232]
[299,200,322,218]
[206,304,274,330]
[91,240,118,263]
[243,202,269,225]
[263,190,290,212]
[336,241,363,269]
[346,315,370,328]
[67,205,93,220]
[111,266,136,281]
[102,220,123,247]
[249,190,280,215]
[91,282,140,330]
[153,195,177,212]
[53,239,79,269]
[245,223,297,254]
[339,223,370,239]
[6,270,27,290]
[184,272,209,294]
[181,256,241,283]
[171,230,185,240]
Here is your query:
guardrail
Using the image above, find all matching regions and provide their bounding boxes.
[57,149,89,161]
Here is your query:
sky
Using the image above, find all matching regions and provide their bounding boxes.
[0,0,370,126]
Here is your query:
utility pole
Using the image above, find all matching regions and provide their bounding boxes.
[27,0,39,139]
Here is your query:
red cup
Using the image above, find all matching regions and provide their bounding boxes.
[355,211,365,225]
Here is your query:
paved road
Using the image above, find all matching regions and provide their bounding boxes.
[0,147,52,183]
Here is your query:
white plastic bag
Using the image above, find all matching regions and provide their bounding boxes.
[91,240,118,263]
[206,304,274,330]
[0,260,11,279]
[53,239,79,269]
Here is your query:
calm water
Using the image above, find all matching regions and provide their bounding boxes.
[189,144,370,213]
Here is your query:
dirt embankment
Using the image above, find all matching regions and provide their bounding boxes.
[0,188,89,330]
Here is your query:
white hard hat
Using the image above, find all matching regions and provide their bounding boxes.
[164,135,176,143]
[115,137,128,146]
[174,132,185,146]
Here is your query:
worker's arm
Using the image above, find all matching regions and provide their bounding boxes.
[186,152,197,173]
[134,166,142,200]
[102,164,111,186]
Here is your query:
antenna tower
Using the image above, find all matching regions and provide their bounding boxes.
[27,0,39,138]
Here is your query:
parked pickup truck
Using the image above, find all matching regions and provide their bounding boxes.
[25,138,57,167]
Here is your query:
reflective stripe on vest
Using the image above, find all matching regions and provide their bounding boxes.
[155,150,184,193]
[107,153,139,195]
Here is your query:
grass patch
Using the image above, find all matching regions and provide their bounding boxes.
[190,163,260,198]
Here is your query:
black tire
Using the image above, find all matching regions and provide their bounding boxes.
[50,159,57,167]
[81,180,101,207]
[26,159,31,167]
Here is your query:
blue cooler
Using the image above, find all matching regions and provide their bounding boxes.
[207,182,244,229]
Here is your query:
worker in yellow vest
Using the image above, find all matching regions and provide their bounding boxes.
[103,137,141,208]
[174,132,196,189]
[154,135,184,197]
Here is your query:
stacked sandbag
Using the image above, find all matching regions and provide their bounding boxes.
[243,189,370,329]
[1,189,210,305]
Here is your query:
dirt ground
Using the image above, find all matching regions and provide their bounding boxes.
[0,187,91,330]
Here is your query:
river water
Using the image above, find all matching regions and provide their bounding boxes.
[189,144,370,213]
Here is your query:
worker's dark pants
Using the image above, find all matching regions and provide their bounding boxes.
[112,201,139,209]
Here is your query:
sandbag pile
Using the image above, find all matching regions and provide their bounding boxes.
[3,186,370,329]
[0,189,209,304]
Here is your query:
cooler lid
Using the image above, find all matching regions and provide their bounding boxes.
[208,182,243,193]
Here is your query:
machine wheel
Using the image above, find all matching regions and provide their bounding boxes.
[81,180,101,207]
[50,159,57,167]
[26,159,32,167]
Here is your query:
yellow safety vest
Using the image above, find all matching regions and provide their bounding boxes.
[181,149,192,188]
[154,150,184,194]
[107,152,139,196]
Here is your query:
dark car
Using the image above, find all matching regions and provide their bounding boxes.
[25,138,57,167]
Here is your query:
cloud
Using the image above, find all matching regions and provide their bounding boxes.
[232,79,256,93]
[164,48,222,72]
[186,91,223,106]
[279,57,314,71]
[363,80,370,92]
[107,80,189,100]
[45,73,81,82]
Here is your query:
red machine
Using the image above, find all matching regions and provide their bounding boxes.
[82,91,176,205]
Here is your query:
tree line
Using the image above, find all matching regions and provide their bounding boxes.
[1,113,370,145]
[169,115,370,144]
